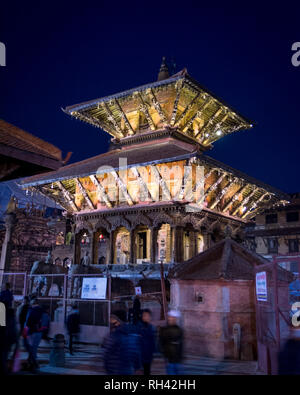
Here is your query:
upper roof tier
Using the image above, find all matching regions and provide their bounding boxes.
[63,68,253,148]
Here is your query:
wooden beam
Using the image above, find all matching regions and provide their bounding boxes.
[182,98,213,134]
[170,80,184,126]
[89,175,112,208]
[174,92,201,127]
[209,179,235,210]
[151,165,172,201]
[75,178,95,210]
[222,184,247,213]
[177,164,192,201]
[101,103,124,138]
[131,167,154,202]
[149,88,167,123]
[241,192,269,219]
[137,93,156,131]
[200,112,229,142]
[232,187,260,216]
[114,99,134,135]
[34,186,68,212]
[56,181,78,212]
[199,172,227,205]
[195,106,222,139]
[111,170,134,205]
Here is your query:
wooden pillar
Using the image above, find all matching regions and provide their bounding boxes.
[173,226,184,263]
[150,228,158,264]
[130,229,136,264]
[0,213,15,288]
[108,231,114,265]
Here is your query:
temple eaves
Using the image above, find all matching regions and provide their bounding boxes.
[62,66,254,148]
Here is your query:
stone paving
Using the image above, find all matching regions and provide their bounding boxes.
[15,341,263,375]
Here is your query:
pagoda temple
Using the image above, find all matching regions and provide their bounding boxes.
[21,59,288,270]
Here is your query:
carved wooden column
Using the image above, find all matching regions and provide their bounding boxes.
[150,227,158,264]
[129,229,136,264]
[173,226,184,263]
[108,231,114,265]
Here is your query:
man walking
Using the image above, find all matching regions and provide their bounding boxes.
[159,310,184,375]
[23,298,44,372]
[139,309,156,375]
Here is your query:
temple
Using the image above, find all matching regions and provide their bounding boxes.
[20,60,289,271]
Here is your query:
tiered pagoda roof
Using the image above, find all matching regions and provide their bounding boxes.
[21,61,289,221]
[63,68,253,148]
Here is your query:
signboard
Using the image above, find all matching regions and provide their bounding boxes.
[81,277,107,300]
[135,286,142,296]
[256,271,267,301]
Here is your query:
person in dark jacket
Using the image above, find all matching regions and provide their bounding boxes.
[103,310,142,375]
[278,326,300,375]
[0,283,13,309]
[23,298,44,371]
[0,307,18,374]
[17,296,30,335]
[139,309,156,375]
[159,310,184,375]
[66,304,80,355]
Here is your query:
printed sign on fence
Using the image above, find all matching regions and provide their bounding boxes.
[81,277,107,300]
[135,287,142,296]
[256,271,267,301]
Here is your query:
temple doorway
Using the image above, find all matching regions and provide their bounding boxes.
[135,226,150,263]
[93,228,109,265]
[114,227,130,264]
[75,229,92,265]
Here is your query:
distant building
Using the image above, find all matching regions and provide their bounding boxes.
[0,120,65,276]
[245,193,300,274]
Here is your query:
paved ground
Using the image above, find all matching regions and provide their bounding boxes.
[15,342,262,375]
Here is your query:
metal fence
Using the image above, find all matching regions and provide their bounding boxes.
[2,272,110,328]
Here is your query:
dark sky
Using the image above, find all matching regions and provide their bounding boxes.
[1,1,299,193]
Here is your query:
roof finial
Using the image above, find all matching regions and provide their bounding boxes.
[157,57,170,81]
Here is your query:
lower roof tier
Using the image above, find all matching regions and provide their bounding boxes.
[21,136,288,221]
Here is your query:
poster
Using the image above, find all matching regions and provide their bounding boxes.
[135,286,142,296]
[256,271,267,301]
[81,277,107,300]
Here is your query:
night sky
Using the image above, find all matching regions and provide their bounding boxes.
[1,1,299,193]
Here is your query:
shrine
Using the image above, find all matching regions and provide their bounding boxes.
[21,59,288,273]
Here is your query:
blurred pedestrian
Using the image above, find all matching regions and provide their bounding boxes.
[133,296,141,324]
[0,282,13,308]
[22,298,44,372]
[103,310,141,375]
[278,326,300,375]
[159,310,184,375]
[17,296,30,335]
[0,307,18,374]
[139,309,156,375]
[66,304,80,355]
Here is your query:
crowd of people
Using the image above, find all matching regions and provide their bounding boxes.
[0,284,185,375]
[102,297,184,375]
[0,283,51,374]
